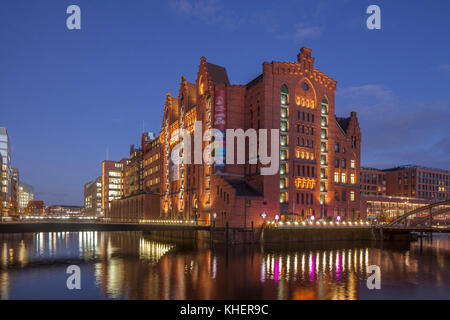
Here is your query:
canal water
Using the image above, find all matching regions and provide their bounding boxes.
[0,231,448,299]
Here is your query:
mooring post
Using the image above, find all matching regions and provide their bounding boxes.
[251,221,254,243]
[210,223,213,246]
[225,222,229,245]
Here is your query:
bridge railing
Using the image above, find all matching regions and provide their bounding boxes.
[385,199,450,228]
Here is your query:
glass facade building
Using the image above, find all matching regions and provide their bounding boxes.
[0,127,12,213]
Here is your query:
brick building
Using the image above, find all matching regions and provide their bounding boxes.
[360,167,386,196]
[384,165,450,200]
[159,47,362,227]
[108,132,161,222]
[25,200,45,216]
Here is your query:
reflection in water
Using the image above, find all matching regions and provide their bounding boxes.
[0,232,449,299]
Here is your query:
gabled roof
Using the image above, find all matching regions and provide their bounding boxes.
[225,179,263,198]
[336,117,351,134]
[206,62,230,85]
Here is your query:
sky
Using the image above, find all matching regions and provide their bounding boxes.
[0,0,449,206]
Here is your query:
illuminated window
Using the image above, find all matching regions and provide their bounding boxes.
[281,85,289,105]
[350,191,355,201]
[341,173,346,183]
[351,159,355,169]
[334,172,339,183]
[351,173,355,184]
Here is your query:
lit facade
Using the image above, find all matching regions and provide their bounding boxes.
[360,195,450,222]
[108,133,161,222]
[384,165,450,200]
[360,167,386,196]
[10,168,19,214]
[84,176,102,217]
[159,48,362,227]
[18,182,34,213]
[101,159,128,216]
[0,127,11,215]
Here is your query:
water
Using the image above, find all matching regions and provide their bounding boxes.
[0,231,449,299]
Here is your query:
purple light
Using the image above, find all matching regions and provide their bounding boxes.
[274,259,279,283]
[336,216,341,221]
[261,212,267,219]
[310,215,315,221]
[275,215,280,221]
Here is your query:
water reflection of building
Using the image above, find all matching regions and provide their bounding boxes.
[261,248,370,299]
[0,232,449,299]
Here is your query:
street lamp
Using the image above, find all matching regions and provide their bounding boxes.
[261,212,267,220]
[213,212,217,227]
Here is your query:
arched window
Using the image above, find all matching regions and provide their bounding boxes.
[321,97,328,115]
[281,85,289,106]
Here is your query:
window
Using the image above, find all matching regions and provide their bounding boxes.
[350,173,355,184]
[350,191,355,201]
[334,172,339,183]
[321,97,328,115]
[351,159,355,169]
[341,173,346,183]
[342,159,346,169]
[334,159,339,168]
[281,85,289,105]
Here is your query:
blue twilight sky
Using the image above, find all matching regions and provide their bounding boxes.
[0,0,449,206]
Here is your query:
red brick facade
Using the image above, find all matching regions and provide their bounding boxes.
[159,48,362,227]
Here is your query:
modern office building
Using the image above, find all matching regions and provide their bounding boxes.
[384,165,450,200]
[18,182,34,213]
[0,127,11,215]
[159,47,361,227]
[101,159,128,216]
[84,176,102,217]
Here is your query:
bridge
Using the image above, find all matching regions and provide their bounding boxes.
[380,199,450,234]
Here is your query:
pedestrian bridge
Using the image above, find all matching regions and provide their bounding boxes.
[381,199,450,233]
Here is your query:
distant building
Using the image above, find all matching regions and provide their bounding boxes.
[25,200,45,216]
[18,182,34,213]
[46,205,84,217]
[84,176,102,217]
[383,165,450,200]
[109,133,161,222]
[0,127,12,216]
[10,168,19,214]
[360,167,386,196]
[101,159,128,216]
